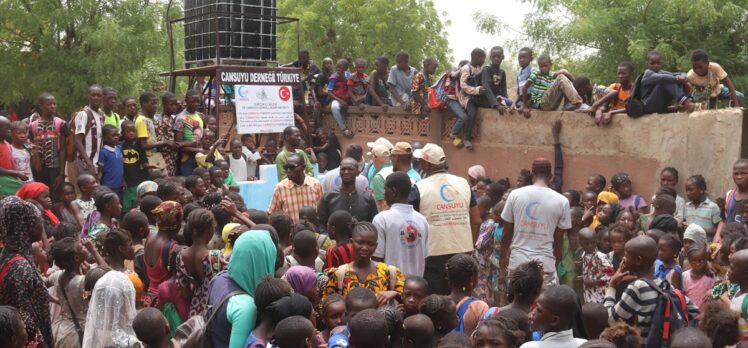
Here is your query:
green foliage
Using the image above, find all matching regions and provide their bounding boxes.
[277,0,453,70]
[476,0,748,90]
[0,0,182,115]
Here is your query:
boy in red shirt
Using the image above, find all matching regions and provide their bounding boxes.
[328,59,353,137]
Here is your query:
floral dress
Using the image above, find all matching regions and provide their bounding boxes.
[324,262,404,302]
[155,115,178,176]
[581,250,614,304]
[410,72,433,114]
[175,249,226,317]
[473,219,495,305]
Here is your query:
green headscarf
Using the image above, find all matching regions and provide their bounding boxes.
[228,230,276,296]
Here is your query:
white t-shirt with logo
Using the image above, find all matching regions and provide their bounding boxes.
[373,203,429,277]
[501,184,571,274]
[11,145,33,183]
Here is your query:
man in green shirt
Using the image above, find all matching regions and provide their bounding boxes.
[275,126,313,181]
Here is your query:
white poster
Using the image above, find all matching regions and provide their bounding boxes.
[235,84,294,134]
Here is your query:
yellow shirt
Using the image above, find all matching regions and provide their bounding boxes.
[134,115,156,156]
[195,149,223,168]
[687,62,728,100]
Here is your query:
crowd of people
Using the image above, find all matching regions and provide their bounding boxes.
[0,44,746,348]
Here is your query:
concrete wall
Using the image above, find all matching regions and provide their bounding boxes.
[324,107,747,200]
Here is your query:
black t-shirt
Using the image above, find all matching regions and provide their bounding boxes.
[121,140,150,187]
[323,133,342,170]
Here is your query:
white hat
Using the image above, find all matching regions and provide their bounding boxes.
[370,144,391,158]
[413,143,446,165]
[366,137,394,150]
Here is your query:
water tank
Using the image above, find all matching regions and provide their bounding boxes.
[183,0,277,64]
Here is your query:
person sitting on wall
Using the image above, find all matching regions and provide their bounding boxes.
[521,53,583,118]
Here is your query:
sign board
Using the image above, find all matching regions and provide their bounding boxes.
[235,84,294,134]
[216,66,301,134]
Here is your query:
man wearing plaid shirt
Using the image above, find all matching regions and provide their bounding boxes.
[268,153,324,223]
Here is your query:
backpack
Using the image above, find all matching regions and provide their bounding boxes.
[427,72,451,110]
[174,289,245,348]
[453,297,476,333]
[641,278,695,348]
[626,74,646,118]
[65,107,96,161]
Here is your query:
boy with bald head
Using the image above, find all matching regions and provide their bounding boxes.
[603,236,699,339]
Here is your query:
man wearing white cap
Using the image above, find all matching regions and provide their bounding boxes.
[364,137,394,183]
[410,143,480,294]
[370,143,393,211]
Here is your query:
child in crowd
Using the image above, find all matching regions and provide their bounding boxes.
[585,174,607,195]
[727,249,748,341]
[524,285,587,347]
[578,227,613,304]
[580,303,609,340]
[446,254,489,334]
[10,121,36,183]
[596,226,612,254]
[248,277,293,346]
[638,193,676,232]
[687,49,744,109]
[598,322,641,348]
[347,58,369,110]
[611,172,647,213]
[240,134,262,177]
[403,276,428,317]
[560,207,584,299]
[699,301,740,348]
[327,287,379,348]
[515,47,534,108]
[0,305,28,348]
[655,233,683,290]
[205,115,218,134]
[173,90,204,176]
[312,127,341,171]
[325,210,354,269]
[320,294,346,342]
[121,211,150,291]
[481,46,511,114]
[521,53,583,118]
[682,246,714,315]
[143,201,182,307]
[684,174,723,239]
[349,309,388,348]
[285,230,325,271]
[133,308,177,348]
[564,190,581,208]
[588,62,635,126]
[474,196,496,304]
[608,224,634,271]
[328,59,353,137]
[228,139,251,181]
[52,182,84,228]
[0,116,25,195]
[473,317,521,348]
[86,190,121,241]
[120,120,151,212]
[420,295,458,344]
[97,125,124,195]
[367,56,392,109]
[604,236,699,340]
[657,167,686,220]
[261,139,279,164]
[184,175,206,203]
[273,316,317,348]
[403,314,435,348]
[615,210,641,236]
[639,50,695,114]
[28,92,67,192]
[49,237,104,347]
[101,229,144,307]
[411,57,438,115]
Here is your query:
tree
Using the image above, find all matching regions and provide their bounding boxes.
[277,0,453,70]
[0,0,181,114]
[475,0,748,90]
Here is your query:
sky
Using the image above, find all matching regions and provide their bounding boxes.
[431,0,530,66]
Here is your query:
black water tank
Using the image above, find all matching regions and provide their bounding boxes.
[184,0,277,64]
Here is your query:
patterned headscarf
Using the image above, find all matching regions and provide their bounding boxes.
[0,196,41,258]
[152,201,183,233]
[137,181,158,198]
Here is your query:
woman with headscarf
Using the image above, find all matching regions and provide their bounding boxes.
[0,196,53,347]
[282,265,320,305]
[467,165,487,190]
[208,230,276,348]
[17,182,59,230]
[143,201,183,307]
[81,268,139,347]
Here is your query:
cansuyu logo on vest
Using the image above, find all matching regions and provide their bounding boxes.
[437,183,464,210]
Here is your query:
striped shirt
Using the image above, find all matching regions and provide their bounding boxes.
[528,70,554,108]
[604,278,699,338]
[267,175,324,223]
[326,243,354,269]
[684,198,722,231]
